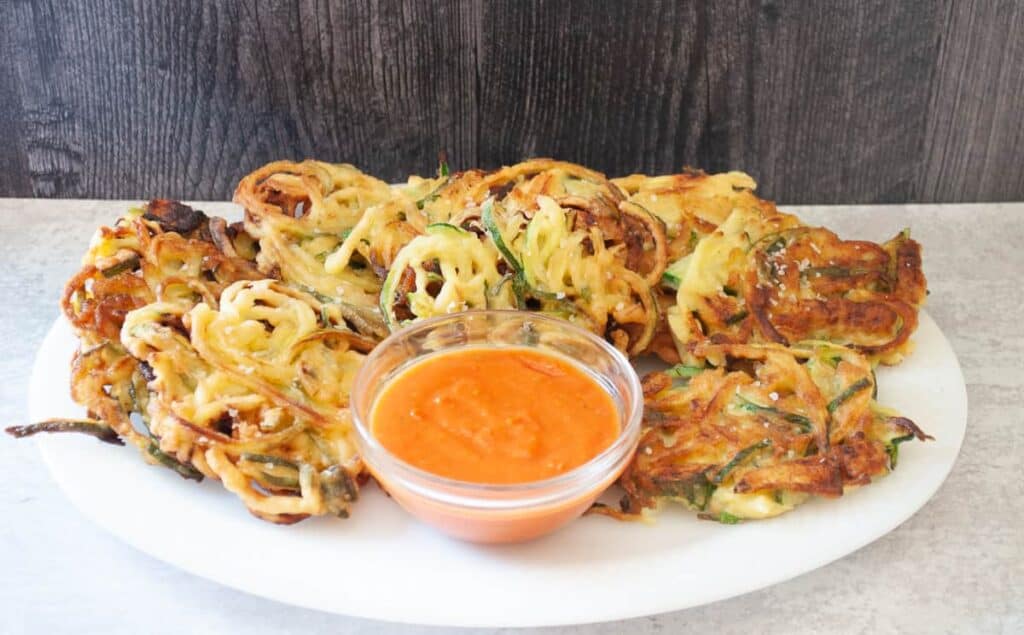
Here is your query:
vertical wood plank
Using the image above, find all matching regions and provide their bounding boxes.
[0,1,1021,202]
[701,0,757,174]
[277,0,481,180]
[0,0,481,197]
[706,0,945,204]
[0,23,31,197]
[0,1,86,197]
[919,1,1024,202]
[475,0,708,176]
[0,0,34,198]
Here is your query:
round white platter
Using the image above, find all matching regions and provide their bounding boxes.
[28,312,966,627]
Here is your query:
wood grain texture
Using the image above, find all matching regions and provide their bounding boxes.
[0,0,1020,203]
[711,1,946,203]
[475,1,708,176]
[919,1,1024,203]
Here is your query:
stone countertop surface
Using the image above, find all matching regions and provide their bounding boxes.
[1,199,1020,634]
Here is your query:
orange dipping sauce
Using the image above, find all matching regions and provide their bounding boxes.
[370,347,620,484]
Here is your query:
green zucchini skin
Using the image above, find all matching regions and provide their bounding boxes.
[319,465,359,518]
[650,472,715,512]
[827,377,872,413]
[415,178,449,210]
[481,200,531,308]
[5,419,123,445]
[100,255,141,278]
[734,395,814,433]
[665,364,705,379]
[885,433,916,468]
[481,200,524,274]
[146,443,204,481]
[241,452,300,471]
[239,453,302,489]
[423,222,464,234]
[712,439,772,485]
[717,511,741,524]
[661,255,689,290]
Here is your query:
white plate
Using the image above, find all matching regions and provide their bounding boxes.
[28,312,967,628]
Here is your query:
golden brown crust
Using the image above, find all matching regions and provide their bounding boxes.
[670,206,928,366]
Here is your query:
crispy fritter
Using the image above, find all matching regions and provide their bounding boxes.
[120,280,364,523]
[234,160,399,312]
[613,170,927,365]
[614,169,775,363]
[234,158,668,356]
[600,341,930,522]
[56,202,265,452]
[666,206,927,365]
[62,200,263,342]
[13,202,365,523]
[613,168,765,264]
[380,158,668,356]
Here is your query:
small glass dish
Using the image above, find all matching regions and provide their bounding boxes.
[350,310,643,543]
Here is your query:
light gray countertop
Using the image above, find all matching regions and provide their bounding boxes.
[1,200,1021,634]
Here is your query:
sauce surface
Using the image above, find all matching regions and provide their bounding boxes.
[370,347,620,484]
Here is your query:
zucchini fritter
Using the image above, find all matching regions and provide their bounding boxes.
[12,202,363,524]
[613,168,773,362]
[54,202,264,454]
[120,280,363,523]
[234,160,399,312]
[666,206,927,366]
[381,158,668,356]
[602,341,930,523]
[613,168,764,265]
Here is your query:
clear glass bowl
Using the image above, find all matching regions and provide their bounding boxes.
[350,310,643,543]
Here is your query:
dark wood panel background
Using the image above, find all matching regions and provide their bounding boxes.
[0,0,1021,204]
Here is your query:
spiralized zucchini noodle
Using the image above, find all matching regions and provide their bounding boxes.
[6,158,929,525]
